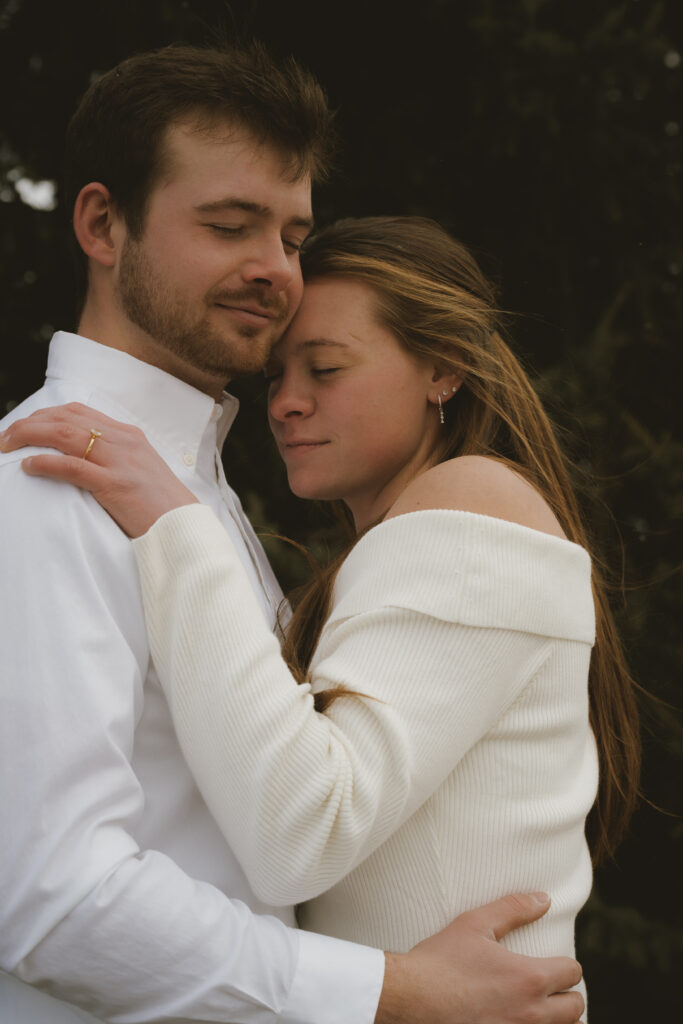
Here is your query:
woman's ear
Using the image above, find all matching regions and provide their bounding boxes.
[428,367,465,410]
[72,183,121,268]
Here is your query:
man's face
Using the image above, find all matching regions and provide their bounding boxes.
[115,121,313,395]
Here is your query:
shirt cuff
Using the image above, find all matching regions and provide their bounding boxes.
[282,929,384,1024]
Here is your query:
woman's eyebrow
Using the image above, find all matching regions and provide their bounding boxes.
[300,339,351,350]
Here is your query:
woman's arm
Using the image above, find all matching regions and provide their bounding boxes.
[133,503,549,905]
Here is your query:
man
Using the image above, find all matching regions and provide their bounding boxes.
[0,44,584,1024]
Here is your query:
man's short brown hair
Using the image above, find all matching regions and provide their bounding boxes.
[64,42,335,307]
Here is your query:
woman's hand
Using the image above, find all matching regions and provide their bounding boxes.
[0,403,198,538]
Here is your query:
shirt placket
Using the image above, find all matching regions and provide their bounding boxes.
[213,451,286,634]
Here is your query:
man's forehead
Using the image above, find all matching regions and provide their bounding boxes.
[159,118,312,193]
[167,116,252,152]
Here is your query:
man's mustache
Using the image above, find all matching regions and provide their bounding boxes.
[209,288,289,321]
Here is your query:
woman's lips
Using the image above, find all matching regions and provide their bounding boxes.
[282,440,330,456]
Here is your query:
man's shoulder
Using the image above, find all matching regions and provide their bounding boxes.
[0,387,52,474]
[0,444,132,574]
[1,386,51,429]
[0,375,102,429]
[0,381,114,473]
[0,386,116,525]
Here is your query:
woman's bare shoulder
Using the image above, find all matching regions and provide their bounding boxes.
[386,456,567,539]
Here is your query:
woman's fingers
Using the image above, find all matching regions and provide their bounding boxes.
[7,402,126,432]
[2,421,104,460]
[21,453,106,492]
[0,404,137,461]
[4,402,198,538]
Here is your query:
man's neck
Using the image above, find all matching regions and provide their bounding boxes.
[77,306,228,402]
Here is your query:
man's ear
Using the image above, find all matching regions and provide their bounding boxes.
[73,183,122,268]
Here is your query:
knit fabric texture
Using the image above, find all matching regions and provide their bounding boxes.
[134,506,598,962]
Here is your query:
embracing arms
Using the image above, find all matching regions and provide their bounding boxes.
[0,404,586,1024]
[132,502,552,905]
[2,406,560,906]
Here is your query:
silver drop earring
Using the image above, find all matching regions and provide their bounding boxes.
[437,386,458,425]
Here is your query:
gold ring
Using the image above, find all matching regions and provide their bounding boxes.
[82,428,103,460]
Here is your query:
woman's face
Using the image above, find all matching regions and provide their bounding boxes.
[266,277,442,530]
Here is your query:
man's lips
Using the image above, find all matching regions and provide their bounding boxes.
[215,302,281,326]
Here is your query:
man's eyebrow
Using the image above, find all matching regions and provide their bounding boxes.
[194,197,314,229]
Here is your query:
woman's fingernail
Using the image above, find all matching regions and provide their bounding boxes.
[0,431,8,451]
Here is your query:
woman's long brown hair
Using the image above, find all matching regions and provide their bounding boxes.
[280,215,640,866]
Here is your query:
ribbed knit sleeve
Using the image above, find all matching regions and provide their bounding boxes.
[133,505,595,907]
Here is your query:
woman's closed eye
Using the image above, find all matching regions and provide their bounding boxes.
[264,366,340,389]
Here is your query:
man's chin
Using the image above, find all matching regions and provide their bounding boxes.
[221,335,280,378]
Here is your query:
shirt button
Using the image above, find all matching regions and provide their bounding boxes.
[182,452,195,467]
[211,405,222,422]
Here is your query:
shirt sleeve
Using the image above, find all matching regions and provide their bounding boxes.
[133,504,551,907]
[0,463,383,1024]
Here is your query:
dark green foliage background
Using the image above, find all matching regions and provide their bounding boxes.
[1,1,681,1018]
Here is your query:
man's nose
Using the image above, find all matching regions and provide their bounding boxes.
[241,237,297,293]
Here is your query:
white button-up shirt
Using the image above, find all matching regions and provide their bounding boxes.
[0,333,383,1024]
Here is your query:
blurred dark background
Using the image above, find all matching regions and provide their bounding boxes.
[1,1,681,1018]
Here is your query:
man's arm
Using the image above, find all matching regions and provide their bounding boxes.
[0,463,383,1024]
[379,894,585,1024]
[0,970,102,1023]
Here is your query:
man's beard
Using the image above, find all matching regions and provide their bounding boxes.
[117,237,288,380]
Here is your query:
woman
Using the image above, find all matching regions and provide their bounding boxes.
[4,217,639,970]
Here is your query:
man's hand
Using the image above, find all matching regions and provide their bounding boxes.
[376,893,584,1024]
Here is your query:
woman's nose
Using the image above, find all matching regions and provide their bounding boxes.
[268,376,315,421]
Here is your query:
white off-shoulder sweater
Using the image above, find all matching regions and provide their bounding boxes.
[133,506,598,960]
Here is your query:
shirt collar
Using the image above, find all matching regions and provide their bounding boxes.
[45,331,239,459]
